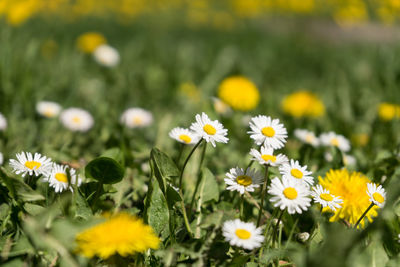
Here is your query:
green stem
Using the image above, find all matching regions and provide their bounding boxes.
[188,142,207,217]
[354,203,375,228]
[257,165,270,227]
[240,194,245,220]
[178,139,202,190]
[176,143,184,167]
[272,209,284,248]
[179,190,193,237]
[246,159,254,171]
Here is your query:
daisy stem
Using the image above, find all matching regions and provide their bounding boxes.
[178,139,203,190]
[354,203,375,229]
[257,165,270,227]
[246,160,254,171]
[188,142,207,217]
[272,209,284,248]
[176,143,185,167]
[240,194,245,220]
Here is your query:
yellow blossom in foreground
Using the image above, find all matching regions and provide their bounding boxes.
[319,169,378,228]
[75,213,159,259]
[378,102,400,121]
[76,32,107,53]
[218,76,260,111]
[281,90,325,118]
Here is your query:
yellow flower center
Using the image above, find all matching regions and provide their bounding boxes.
[43,108,55,118]
[305,134,314,143]
[261,126,275,137]
[320,193,333,201]
[372,192,384,204]
[179,134,192,144]
[235,229,251,239]
[72,116,81,124]
[261,154,276,162]
[133,117,143,125]
[330,138,339,147]
[236,175,253,186]
[283,187,298,200]
[290,169,303,179]
[55,173,68,183]
[24,161,42,170]
[203,124,216,135]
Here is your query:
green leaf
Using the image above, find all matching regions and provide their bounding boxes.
[85,157,125,184]
[101,147,125,167]
[199,168,219,203]
[73,190,92,220]
[0,168,44,202]
[23,203,45,216]
[144,178,170,240]
[150,148,179,194]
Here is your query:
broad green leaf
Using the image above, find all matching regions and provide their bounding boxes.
[144,178,170,240]
[0,168,44,202]
[85,157,125,184]
[73,190,92,220]
[166,183,182,206]
[199,168,219,203]
[150,148,179,194]
[8,236,34,257]
[101,147,125,167]
[23,203,45,216]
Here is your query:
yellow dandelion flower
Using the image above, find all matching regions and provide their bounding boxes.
[281,90,325,118]
[75,213,159,259]
[319,169,378,228]
[351,133,369,147]
[218,76,260,111]
[378,102,400,121]
[76,32,107,54]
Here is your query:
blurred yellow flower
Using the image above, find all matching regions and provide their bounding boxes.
[218,76,260,111]
[319,169,378,228]
[351,133,369,147]
[75,213,159,259]
[281,90,325,118]
[378,102,400,121]
[179,82,201,103]
[5,0,42,26]
[76,32,107,53]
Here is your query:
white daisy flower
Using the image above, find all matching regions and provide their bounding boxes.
[279,159,314,186]
[311,184,343,211]
[60,108,94,132]
[36,101,62,118]
[0,152,3,165]
[319,131,350,152]
[268,176,311,214]
[248,115,287,149]
[294,129,319,147]
[0,112,7,131]
[224,167,263,195]
[93,44,120,68]
[169,127,200,145]
[212,97,232,115]
[366,183,386,208]
[343,154,356,166]
[43,164,82,193]
[249,146,288,167]
[222,219,264,250]
[120,108,153,129]
[296,232,310,242]
[190,112,228,147]
[9,152,53,177]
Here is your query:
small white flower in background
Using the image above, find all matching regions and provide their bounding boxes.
[272,218,284,226]
[93,44,120,67]
[250,146,288,167]
[190,112,228,147]
[0,152,3,165]
[319,131,351,152]
[169,127,200,145]
[397,234,400,243]
[294,129,319,147]
[366,183,386,208]
[120,108,153,129]
[36,101,62,118]
[268,176,311,214]
[297,232,310,242]
[43,164,82,193]
[212,97,232,116]
[279,159,314,186]
[222,219,264,250]
[311,184,343,211]
[0,112,7,131]
[248,115,287,149]
[224,167,263,195]
[60,108,94,132]
[9,152,53,177]
[343,154,356,166]
[324,152,333,162]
